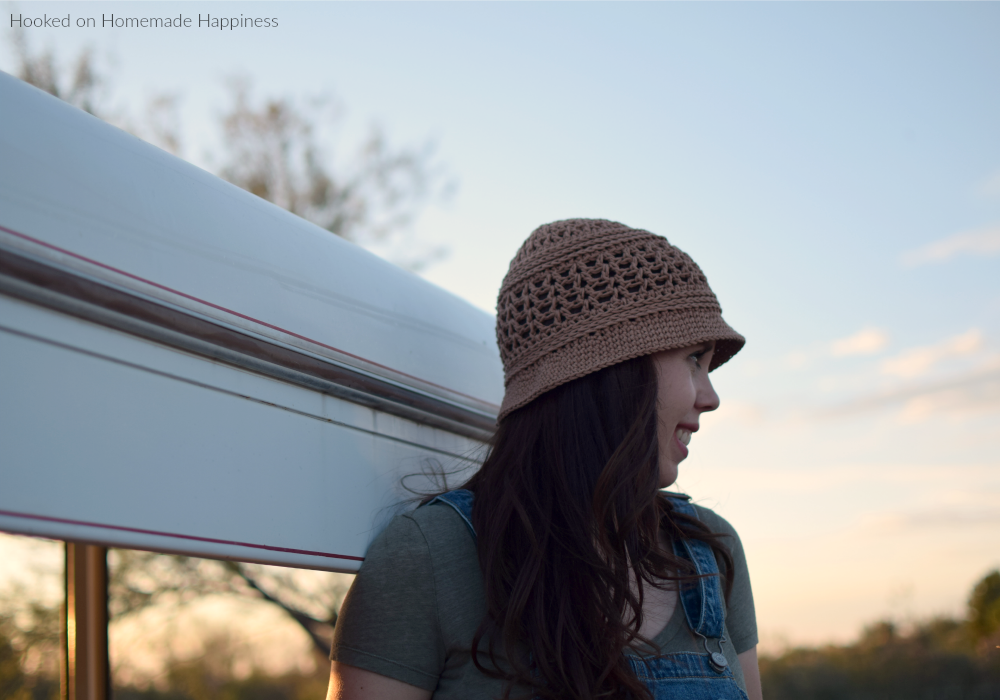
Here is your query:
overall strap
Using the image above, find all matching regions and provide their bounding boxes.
[664,494,726,640]
[427,489,477,540]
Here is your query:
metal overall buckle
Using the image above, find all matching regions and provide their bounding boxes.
[694,630,729,673]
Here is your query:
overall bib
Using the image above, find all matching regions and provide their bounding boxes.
[428,490,749,700]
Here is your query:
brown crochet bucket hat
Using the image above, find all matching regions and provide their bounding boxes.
[496,218,745,420]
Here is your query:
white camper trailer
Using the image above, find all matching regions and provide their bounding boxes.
[0,71,503,697]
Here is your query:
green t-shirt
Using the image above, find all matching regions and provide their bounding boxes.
[331,498,758,699]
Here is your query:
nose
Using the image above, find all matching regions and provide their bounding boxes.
[696,373,721,414]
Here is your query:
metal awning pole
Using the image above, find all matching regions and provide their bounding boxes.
[62,543,110,700]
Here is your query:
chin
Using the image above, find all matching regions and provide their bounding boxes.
[658,465,679,490]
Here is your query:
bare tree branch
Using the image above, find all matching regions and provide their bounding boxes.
[10,28,103,116]
[216,79,452,269]
[224,564,335,659]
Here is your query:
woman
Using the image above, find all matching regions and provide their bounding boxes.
[327,219,763,700]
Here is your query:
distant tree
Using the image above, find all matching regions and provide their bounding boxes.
[6,31,451,270]
[968,569,1000,641]
[112,629,327,700]
[0,622,31,700]
[216,79,450,269]
[108,550,349,660]
[7,28,182,154]
[758,574,1000,700]
[141,93,184,156]
[9,28,102,116]
[0,586,61,700]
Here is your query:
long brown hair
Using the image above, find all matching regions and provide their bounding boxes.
[461,354,734,700]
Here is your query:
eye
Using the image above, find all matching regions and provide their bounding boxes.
[689,350,706,368]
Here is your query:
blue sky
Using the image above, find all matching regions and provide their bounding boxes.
[3,1,999,651]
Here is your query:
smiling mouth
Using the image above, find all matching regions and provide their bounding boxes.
[675,428,692,446]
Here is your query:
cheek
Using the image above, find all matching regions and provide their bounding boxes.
[657,376,696,425]
[656,420,670,453]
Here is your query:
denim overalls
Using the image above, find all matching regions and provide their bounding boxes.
[429,490,749,700]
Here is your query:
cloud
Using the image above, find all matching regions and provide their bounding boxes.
[866,504,1000,533]
[818,354,1000,421]
[900,226,1000,267]
[778,328,890,371]
[831,327,889,357]
[896,376,1000,424]
[880,328,983,379]
[704,462,998,495]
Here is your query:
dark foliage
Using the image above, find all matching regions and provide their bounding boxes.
[969,571,1000,641]
[760,617,1000,700]
[0,620,58,700]
[113,669,327,700]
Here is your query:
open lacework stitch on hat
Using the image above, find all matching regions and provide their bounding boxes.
[495,219,745,419]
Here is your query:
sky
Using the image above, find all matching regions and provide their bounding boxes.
[2,1,999,656]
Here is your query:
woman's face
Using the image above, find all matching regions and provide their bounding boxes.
[652,342,721,489]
